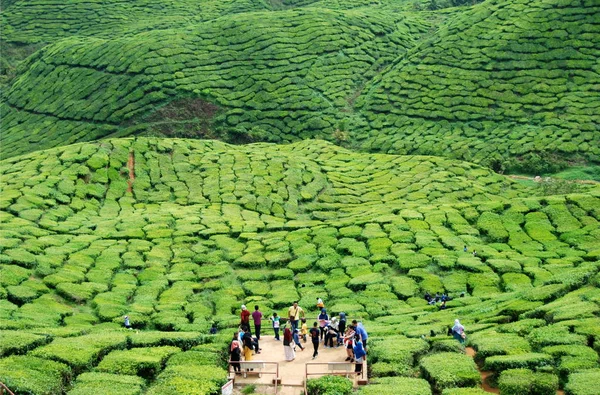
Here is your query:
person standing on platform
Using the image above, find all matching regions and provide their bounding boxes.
[288,301,305,331]
[252,305,263,340]
[310,321,320,359]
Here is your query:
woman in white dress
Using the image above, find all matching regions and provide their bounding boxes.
[283,327,296,361]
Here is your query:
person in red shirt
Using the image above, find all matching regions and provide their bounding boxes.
[252,305,263,340]
[240,305,251,332]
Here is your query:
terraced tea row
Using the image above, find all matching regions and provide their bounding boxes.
[2,8,427,158]
[1,138,599,393]
[1,0,269,43]
[356,0,600,169]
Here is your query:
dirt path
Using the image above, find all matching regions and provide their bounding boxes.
[231,334,355,395]
[126,150,135,193]
[466,347,565,395]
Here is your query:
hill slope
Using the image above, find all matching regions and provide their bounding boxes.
[354,0,600,169]
[1,138,599,392]
[2,0,598,166]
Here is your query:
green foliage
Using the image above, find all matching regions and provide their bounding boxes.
[146,364,227,395]
[0,355,71,395]
[68,373,145,395]
[359,376,432,395]
[498,369,559,395]
[31,332,129,372]
[420,352,480,391]
[0,330,49,357]
[306,375,353,395]
[483,353,554,372]
[565,369,600,395]
[96,346,180,378]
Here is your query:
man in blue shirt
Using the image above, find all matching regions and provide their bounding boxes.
[351,320,368,350]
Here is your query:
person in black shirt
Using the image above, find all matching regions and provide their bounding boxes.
[309,322,320,359]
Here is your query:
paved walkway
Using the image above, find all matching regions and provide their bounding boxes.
[230,333,357,394]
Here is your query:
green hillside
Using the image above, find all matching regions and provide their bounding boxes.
[1,139,599,393]
[3,0,597,167]
[355,0,600,170]
[1,7,428,158]
[1,0,600,393]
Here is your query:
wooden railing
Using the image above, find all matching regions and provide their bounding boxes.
[227,360,280,394]
[0,382,15,395]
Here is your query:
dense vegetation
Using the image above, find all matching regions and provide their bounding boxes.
[1,0,599,394]
[0,138,599,393]
[2,0,598,171]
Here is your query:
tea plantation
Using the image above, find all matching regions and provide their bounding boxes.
[2,0,598,170]
[0,138,599,394]
[1,0,600,394]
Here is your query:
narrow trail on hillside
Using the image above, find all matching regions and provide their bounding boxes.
[507,175,599,185]
[465,347,565,395]
[127,150,135,193]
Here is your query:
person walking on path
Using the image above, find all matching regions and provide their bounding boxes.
[283,326,296,361]
[230,333,242,373]
[310,321,320,359]
[352,320,369,351]
[288,301,305,331]
[452,319,466,344]
[242,328,254,361]
[318,308,329,341]
[252,305,263,340]
[240,305,251,332]
[271,312,280,340]
[353,339,366,374]
[293,329,305,351]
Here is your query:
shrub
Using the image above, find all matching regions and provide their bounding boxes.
[306,375,353,395]
[498,369,558,395]
[68,372,145,395]
[468,331,531,363]
[369,336,429,376]
[0,355,71,395]
[0,330,49,356]
[31,332,129,372]
[441,389,489,395]
[420,352,480,391]
[483,353,554,372]
[146,364,227,395]
[128,331,205,350]
[359,377,432,395]
[96,346,180,378]
[565,369,600,395]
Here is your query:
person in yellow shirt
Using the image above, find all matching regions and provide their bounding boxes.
[300,318,308,342]
[287,301,305,331]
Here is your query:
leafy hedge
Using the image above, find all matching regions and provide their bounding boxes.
[307,375,354,395]
[67,372,145,395]
[420,352,480,391]
[358,377,432,395]
[0,355,71,395]
[498,369,558,395]
[96,346,180,378]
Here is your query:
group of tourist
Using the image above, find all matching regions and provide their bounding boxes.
[229,299,369,374]
[228,299,467,375]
